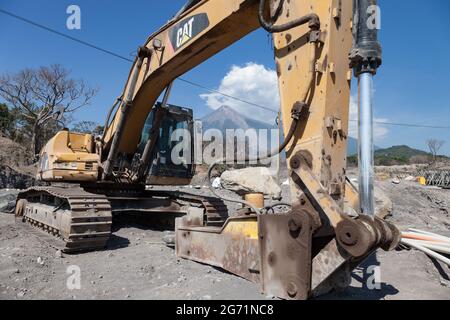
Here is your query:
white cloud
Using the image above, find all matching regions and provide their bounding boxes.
[200,62,280,123]
[200,63,389,141]
[349,95,389,142]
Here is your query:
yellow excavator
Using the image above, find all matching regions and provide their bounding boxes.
[15,0,401,300]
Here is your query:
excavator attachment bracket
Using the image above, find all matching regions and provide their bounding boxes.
[258,209,319,300]
[176,216,261,283]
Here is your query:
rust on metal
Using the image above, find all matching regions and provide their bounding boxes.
[259,208,321,300]
[176,216,260,283]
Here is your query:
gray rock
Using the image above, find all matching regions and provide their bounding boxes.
[0,166,34,190]
[0,189,19,213]
[374,186,393,219]
[221,167,282,199]
[162,233,176,247]
[346,181,393,219]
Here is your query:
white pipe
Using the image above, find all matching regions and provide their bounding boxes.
[404,239,450,255]
[402,233,450,245]
[358,73,375,215]
[405,238,450,247]
[417,245,450,255]
[408,228,450,242]
[402,239,450,267]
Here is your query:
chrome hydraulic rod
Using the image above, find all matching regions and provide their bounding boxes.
[349,0,382,216]
[358,72,374,215]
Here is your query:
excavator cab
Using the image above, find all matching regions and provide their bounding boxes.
[139,103,196,185]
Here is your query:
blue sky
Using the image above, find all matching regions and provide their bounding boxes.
[1,0,449,154]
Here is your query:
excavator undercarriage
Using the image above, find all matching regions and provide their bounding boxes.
[15,184,229,252]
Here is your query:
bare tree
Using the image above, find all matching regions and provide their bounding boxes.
[0,64,98,156]
[427,139,445,163]
[72,121,103,135]
[0,103,15,137]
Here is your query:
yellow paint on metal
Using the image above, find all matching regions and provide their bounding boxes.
[37,130,99,182]
[244,193,265,209]
[345,180,360,212]
[223,220,258,240]
[273,0,353,214]
[419,177,427,186]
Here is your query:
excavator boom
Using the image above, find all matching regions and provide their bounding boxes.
[102,0,263,180]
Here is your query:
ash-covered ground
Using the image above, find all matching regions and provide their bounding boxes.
[0,173,449,300]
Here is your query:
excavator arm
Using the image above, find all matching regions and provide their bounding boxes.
[101,0,267,180]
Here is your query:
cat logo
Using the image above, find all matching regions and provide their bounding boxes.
[169,13,209,51]
[176,17,195,48]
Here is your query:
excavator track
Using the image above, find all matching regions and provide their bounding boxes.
[15,186,229,253]
[16,186,112,253]
[147,190,229,227]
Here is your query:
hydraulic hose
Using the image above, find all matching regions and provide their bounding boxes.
[174,0,203,18]
[263,202,293,214]
[207,20,320,214]
[299,41,317,104]
[103,48,152,179]
[207,119,299,215]
[258,0,320,33]
[102,96,123,143]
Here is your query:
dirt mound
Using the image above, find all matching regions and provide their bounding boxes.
[0,137,36,189]
[0,166,35,189]
[0,136,32,167]
[378,181,450,236]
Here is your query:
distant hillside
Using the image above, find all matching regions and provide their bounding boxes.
[348,145,434,166]
[347,138,381,156]
[376,145,429,159]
